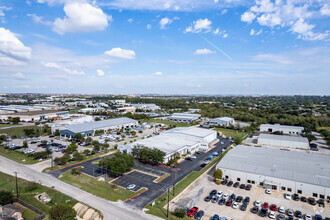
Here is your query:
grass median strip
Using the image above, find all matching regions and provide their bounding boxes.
[59,169,144,202]
[0,147,39,164]
[145,147,232,220]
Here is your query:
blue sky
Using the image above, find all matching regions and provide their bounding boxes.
[0,0,329,95]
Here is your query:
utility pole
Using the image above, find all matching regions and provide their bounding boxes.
[14,172,19,198]
[172,170,176,196]
[167,187,170,218]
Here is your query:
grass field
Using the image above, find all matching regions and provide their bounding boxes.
[318,127,330,132]
[0,171,76,220]
[140,119,198,127]
[59,170,144,202]
[15,202,40,219]
[0,125,38,137]
[146,148,232,219]
[0,124,20,128]
[213,127,248,139]
[0,147,38,164]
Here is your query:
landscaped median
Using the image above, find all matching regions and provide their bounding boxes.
[145,147,232,220]
[59,167,148,202]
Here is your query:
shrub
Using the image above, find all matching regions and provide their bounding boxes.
[71,167,82,176]
[24,182,39,191]
[173,208,186,218]
[0,190,13,205]
[50,204,76,220]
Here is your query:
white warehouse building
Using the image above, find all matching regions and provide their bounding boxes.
[209,117,235,126]
[119,127,217,163]
[260,124,304,135]
[216,145,330,200]
[258,133,309,150]
[168,113,201,123]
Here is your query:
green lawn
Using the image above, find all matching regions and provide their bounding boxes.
[0,171,76,220]
[15,202,40,219]
[0,125,38,137]
[59,170,144,202]
[146,148,231,219]
[140,119,198,127]
[0,124,20,128]
[318,127,330,132]
[213,127,248,139]
[0,147,39,164]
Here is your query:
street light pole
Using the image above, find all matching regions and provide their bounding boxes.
[172,170,176,196]
[14,172,19,198]
[167,187,170,218]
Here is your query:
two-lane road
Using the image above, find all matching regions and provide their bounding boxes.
[0,155,160,220]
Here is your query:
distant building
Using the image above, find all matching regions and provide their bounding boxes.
[168,113,201,123]
[258,133,309,150]
[119,127,217,163]
[209,117,235,126]
[216,145,330,199]
[116,106,136,114]
[131,103,160,111]
[78,107,104,113]
[260,124,304,135]
[56,117,138,137]
[188,108,201,113]
[110,99,126,105]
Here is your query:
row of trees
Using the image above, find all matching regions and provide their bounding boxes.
[131,144,166,164]
[98,152,134,177]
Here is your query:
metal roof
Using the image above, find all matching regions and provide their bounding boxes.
[260,124,304,130]
[60,117,138,133]
[210,117,234,122]
[217,145,330,188]
[258,133,309,143]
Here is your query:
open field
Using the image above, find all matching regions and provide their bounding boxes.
[318,127,330,132]
[0,124,20,128]
[0,125,38,137]
[0,147,39,164]
[213,127,248,139]
[59,169,145,202]
[0,171,76,220]
[140,118,197,127]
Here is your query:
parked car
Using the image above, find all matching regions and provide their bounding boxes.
[251,206,259,214]
[259,207,268,217]
[300,196,307,202]
[265,189,271,194]
[278,206,285,213]
[295,210,303,218]
[315,215,322,220]
[204,195,212,202]
[211,196,219,203]
[236,196,243,202]
[126,184,136,190]
[225,200,233,206]
[190,155,196,159]
[254,200,261,207]
[187,207,199,217]
[232,202,239,209]
[270,204,277,211]
[223,194,229,200]
[233,182,239,188]
[308,197,316,205]
[239,184,246,189]
[287,209,294,216]
[194,210,204,220]
[227,181,233,187]
[262,202,269,209]
[212,214,220,220]
[243,197,250,205]
[318,199,325,207]
[218,198,225,205]
[210,190,217,196]
[245,184,252,190]
[269,211,276,219]
[216,191,223,197]
[277,214,286,220]
[221,179,228,185]
[293,193,299,201]
[186,157,193,161]
[285,193,291,200]
[240,204,247,211]
[230,193,236,200]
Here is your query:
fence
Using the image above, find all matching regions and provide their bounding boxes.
[13,198,45,220]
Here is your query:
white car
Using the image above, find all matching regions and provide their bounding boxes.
[278,206,285,213]
[190,155,197,159]
[223,194,229,200]
[305,214,312,220]
[265,189,271,194]
[23,148,35,154]
[269,211,276,219]
[217,191,223,197]
[285,193,291,200]
[232,202,239,209]
[254,200,261,207]
[126,184,136,190]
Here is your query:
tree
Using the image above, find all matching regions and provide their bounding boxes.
[23,128,35,137]
[94,117,101,121]
[42,125,51,135]
[131,145,165,164]
[0,190,13,205]
[66,141,78,153]
[173,208,186,218]
[73,151,84,161]
[54,154,71,165]
[22,140,28,149]
[54,129,60,136]
[10,117,20,124]
[74,133,84,141]
[213,169,223,179]
[99,152,134,177]
[85,137,93,144]
[50,204,76,220]
[131,130,137,136]
[71,167,82,175]
[234,136,242,145]
[0,134,6,145]
[83,149,90,156]
[102,143,109,151]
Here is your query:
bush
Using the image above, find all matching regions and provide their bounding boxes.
[50,204,76,220]
[0,190,13,205]
[71,167,82,176]
[173,208,186,218]
[24,182,39,191]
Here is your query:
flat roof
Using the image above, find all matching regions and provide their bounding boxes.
[210,117,234,122]
[260,124,304,130]
[60,117,138,133]
[217,145,330,188]
[258,133,309,143]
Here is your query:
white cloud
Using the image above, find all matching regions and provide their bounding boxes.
[154,71,163,76]
[320,4,330,16]
[128,18,133,23]
[214,0,219,3]
[147,24,152,29]
[250,28,262,36]
[104,48,136,60]
[193,48,216,55]
[221,9,228,14]
[27,14,52,25]
[213,28,220,35]
[97,69,105,77]
[241,11,256,23]
[42,61,85,75]
[0,27,31,64]
[13,72,26,80]
[185,18,212,33]
[53,1,111,34]
[160,17,172,29]
[254,54,293,65]
[290,18,328,40]
[0,6,12,23]
[223,33,228,38]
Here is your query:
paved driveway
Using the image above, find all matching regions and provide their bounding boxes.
[115,171,158,192]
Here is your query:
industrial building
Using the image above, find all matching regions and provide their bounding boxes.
[217,145,330,200]
[260,124,304,135]
[258,133,309,150]
[209,117,235,126]
[168,113,201,123]
[116,106,136,114]
[56,117,138,137]
[131,103,160,111]
[119,127,217,163]
[78,107,104,113]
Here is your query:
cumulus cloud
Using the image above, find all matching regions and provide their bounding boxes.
[0,27,31,64]
[193,48,216,55]
[97,69,105,77]
[27,14,51,25]
[53,1,111,34]
[42,61,85,75]
[104,48,136,60]
[241,0,328,40]
[154,71,163,76]
[185,18,212,33]
[12,72,26,80]
[250,28,262,36]
[160,17,172,29]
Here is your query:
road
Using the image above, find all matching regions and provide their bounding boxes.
[312,131,330,155]
[0,123,35,130]
[0,155,160,220]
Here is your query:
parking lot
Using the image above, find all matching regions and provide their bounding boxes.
[115,171,158,192]
[170,169,330,219]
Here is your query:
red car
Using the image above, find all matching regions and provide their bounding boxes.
[61,149,67,153]
[270,204,277,211]
[263,202,269,209]
[225,200,233,206]
[187,207,199,217]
